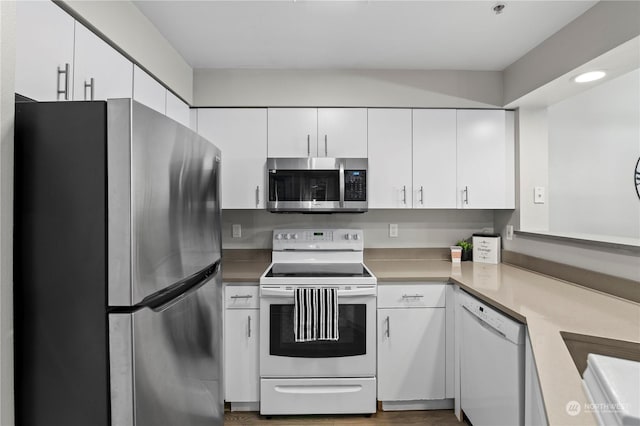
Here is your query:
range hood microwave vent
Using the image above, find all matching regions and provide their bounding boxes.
[267,157,368,214]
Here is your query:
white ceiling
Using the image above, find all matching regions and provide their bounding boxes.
[133,0,597,71]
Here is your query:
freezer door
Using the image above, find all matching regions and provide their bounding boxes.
[108,99,222,306]
[109,271,223,426]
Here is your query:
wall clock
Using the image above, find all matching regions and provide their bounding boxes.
[636,157,640,200]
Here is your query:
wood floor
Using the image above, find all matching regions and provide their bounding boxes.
[224,410,466,425]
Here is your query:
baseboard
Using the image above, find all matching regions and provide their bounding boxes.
[381,399,454,411]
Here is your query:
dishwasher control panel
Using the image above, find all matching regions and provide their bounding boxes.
[458,290,524,344]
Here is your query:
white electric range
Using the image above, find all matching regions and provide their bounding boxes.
[259,228,377,416]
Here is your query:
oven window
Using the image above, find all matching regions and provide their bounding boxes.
[269,304,366,358]
[269,170,340,202]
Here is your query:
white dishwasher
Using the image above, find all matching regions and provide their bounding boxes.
[460,290,525,426]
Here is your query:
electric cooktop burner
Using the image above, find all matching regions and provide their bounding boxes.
[265,263,372,278]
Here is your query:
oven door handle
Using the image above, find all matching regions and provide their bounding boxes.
[260,287,376,298]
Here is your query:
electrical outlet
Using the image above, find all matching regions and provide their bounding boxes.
[534,186,546,204]
[232,224,242,238]
[389,224,398,238]
[506,225,514,240]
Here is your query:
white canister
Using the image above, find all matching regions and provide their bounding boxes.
[472,234,501,264]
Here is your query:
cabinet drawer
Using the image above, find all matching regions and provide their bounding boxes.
[225,285,259,309]
[378,283,446,308]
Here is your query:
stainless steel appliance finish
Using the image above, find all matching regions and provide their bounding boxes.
[108,99,221,307]
[259,228,377,415]
[110,269,222,426]
[267,157,368,213]
[14,99,223,426]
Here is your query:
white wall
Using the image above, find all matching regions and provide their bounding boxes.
[193,69,503,108]
[221,209,494,249]
[548,69,640,242]
[518,108,549,232]
[504,1,640,105]
[59,0,193,104]
[0,2,15,424]
[497,222,640,282]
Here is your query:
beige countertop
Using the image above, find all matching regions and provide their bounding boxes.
[222,259,270,282]
[222,253,640,425]
[368,259,640,426]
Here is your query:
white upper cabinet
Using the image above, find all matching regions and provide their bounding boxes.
[16,0,75,101]
[368,109,413,208]
[412,109,458,208]
[267,108,318,157]
[165,91,190,128]
[73,23,133,101]
[317,108,367,158]
[197,108,268,209]
[267,108,367,157]
[457,110,515,209]
[133,65,167,115]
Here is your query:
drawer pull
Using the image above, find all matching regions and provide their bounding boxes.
[230,295,253,299]
[402,294,424,299]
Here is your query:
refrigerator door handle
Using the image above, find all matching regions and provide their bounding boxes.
[139,260,221,313]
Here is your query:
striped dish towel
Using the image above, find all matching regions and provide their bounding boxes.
[294,288,339,342]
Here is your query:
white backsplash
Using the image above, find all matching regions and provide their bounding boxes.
[221,209,495,249]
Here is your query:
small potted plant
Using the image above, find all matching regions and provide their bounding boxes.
[456,240,473,261]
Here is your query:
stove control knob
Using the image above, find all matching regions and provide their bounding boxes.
[275,233,283,240]
[353,234,360,240]
[284,234,292,240]
[345,234,352,240]
[292,233,299,240]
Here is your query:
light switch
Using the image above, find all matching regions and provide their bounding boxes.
[534,187,546,204]
[232,224,242,238]
[389,224,398,238]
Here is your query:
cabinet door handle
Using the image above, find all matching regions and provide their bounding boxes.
[230,295,253,299]
[324,135,328,156]
[307,134,311,156]
[419,186,424,205]
[402,185,407,205]
[464,186,469,205]
[247,315,252,338]
[402,294,425,299]
[84,78,95,101]
[256,185,260,207]
[57,63,70,100]
[386,316,390,338]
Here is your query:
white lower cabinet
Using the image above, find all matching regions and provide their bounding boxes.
[224,285,260,410]
[377,283,449,409]
[525,330,549,426]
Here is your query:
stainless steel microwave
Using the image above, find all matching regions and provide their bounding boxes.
[267,157,368,213]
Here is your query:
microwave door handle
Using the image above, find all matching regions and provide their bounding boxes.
[339,161,345,207]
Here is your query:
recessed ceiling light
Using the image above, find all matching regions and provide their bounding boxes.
[573,71,607,83]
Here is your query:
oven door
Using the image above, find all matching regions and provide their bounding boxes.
[260,285,376,378]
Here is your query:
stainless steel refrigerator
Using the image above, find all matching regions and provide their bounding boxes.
[14,99,223,426]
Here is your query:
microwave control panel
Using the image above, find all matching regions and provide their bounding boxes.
[344,170,367,201]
